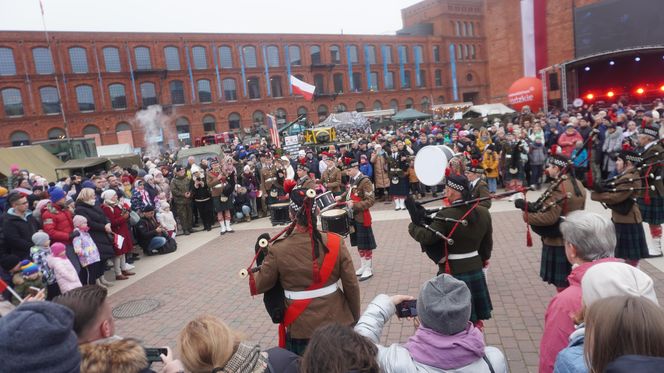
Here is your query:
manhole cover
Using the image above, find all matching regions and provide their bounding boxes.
[112,299,161,319]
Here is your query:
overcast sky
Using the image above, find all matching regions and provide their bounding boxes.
[0,0,423,35]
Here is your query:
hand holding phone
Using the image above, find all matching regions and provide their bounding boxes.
[145,347,168,363]
[395,299,418,318]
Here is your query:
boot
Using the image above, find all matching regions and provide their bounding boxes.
[99,276,115,287]
[359,259,373,281]
[225,220,234,233]
[220,221,226,235]
[394,199,400,211]
[648,237,663,258]
[399,198,406,210]
[355,258,366,276]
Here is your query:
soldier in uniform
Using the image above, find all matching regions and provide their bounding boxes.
[296,163,316,190]
[515,154,586,291]
[591,150,649,266]
[170,165,193,235]
[321,155,342,195]
[339,156,377,281]
[407,174,493,328]
[259,154,277,217]
[465,158,491,209]
[388,141,410,211]
[636,123,664,257]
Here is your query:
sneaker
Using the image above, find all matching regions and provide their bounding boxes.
[123,263,135,270]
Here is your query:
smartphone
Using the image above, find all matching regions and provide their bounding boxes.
[145,347,168,363]
[27,286,42,296]
[395,300,418,318]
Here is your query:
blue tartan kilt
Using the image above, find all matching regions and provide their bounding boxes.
[638,196,664,225]
[614,222,649,260]
[540,244,571,288]
[389,177,410,196]
[350,221,377,250]
[454,269,493,322]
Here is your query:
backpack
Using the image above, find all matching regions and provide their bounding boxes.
[159,236,177,254]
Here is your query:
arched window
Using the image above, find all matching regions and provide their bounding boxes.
[383,45,393,64]
[385,71,394,90]
[373,100,382,110]
[140,82,157,107]
[164,46,181,70]
[336,103,346,113]
[219,46,233,68]
[192,46,207,69]
[310,45,321,65]
[83,124,100,135]
[314,74,325,95]
[333,73,344,93]
[228,112,241,129]
[175,117,191,144]
[134,46,152,70]
[405,98,414,109]
[438,95,445,103]
[288,45,301,66]
[108,83,127,109]
[0,47,17,76]
[457,45,463,60]
[355,101,365,113]
[32,47,54,74]
[463,45,469,59]
[75,85,95,112]
[317,105,328,117]
[197,79,212,103]
[390,99,398,110]
[329,45,340,64]
[270,76,283,98]
[39,86,60,114]
[169,80,185,105]
[420,96,430,112]
[365,45,376,64]
[352,72,362,92]
[402,70,411,89]
[276,108,287,123]
[470,45,476,60]
[222,78,237,101]
[202,115,216,132]
[468,22,474,36]
[297,106,308,120]
[1,88,23,116]
[266,45,280,67]
[435,69,442,86]
[116,122,131,132]
[68,47,89,73]
[248,77,260,99]
[10,131,30,146]
[401,46,409,64]
[348,45,358,64]
[252,110,265,126]
[369,72,378,91]
[47,127,66,139]
[102,47,121,72]
[466,72,474,82]
[243,46,257,68]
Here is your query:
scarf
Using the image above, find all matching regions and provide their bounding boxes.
[404,324,485,370]
[218,342,269,373]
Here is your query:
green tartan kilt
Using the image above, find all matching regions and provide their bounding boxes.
[285,333,309,356]
[350,221,377,250]
[638,196,664,225]
[614,222,649,260]
[540,244,571,288]
[454,269,493,322]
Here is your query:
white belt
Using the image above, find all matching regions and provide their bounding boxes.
[284,283,338,300]
[447,251,479,261]
[266,177,276,182]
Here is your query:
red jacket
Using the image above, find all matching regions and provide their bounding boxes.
[101,203,134,255]
[539,257,620,373]
[41,204,74,245]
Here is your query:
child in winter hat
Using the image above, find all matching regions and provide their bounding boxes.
[71,215,102,286]
[30,231,56,296]
[47,242,82,294]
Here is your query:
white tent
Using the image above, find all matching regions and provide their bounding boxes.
[319,111,371,131]
[463,103,515,117]
[96,144,134,157]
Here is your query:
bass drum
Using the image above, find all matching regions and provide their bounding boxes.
[414,145,454,186]
[320,209,350,236]
[269,203,291,226]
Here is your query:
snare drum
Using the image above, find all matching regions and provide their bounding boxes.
[321,209,350,236]
[315,191,336,212]
[270,203,291,226]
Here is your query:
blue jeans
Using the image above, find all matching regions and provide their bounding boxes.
[235,205,251,220]
[487,178,497,193]
[530,165,544,186]
[148,236,167,251]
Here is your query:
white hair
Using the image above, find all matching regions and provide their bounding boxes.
[560,210,615,261]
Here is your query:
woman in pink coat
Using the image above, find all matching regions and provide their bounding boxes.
[100,190,135,281]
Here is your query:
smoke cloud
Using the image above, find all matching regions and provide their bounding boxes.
[134,105,173,158]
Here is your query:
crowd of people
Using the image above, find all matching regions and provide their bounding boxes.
[0,99,663,372]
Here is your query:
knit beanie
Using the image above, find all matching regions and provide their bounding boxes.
[32,231,50,247]
[49,187,66,203]
[0,302,81,372]
[101,189,116,202]
[81,180,96,189]
[72,215,87,228]
[51,242,67,257]
[0,254,20,272]
[582,262,658,307]
[19,260,39,277]
[417,274,472,335]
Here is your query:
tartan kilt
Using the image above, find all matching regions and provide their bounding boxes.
[454,269,493,322]
[540,244,571,288]
[637,196,664,225]
[350,221,377,250]
[614,222,649,260]
[285,333,309,356]
[389,177,410,196]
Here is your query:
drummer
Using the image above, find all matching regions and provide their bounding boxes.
[339,156,377,281]
[296,163,317,190]
[321,154,343,195]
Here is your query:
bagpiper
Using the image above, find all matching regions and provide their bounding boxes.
[635,122,664,257]
[465,158,492,209]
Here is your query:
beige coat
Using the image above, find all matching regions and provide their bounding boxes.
[254,230,361,339]
[322,166,342,193]
[346,175,375,225]
[371,153,390,189]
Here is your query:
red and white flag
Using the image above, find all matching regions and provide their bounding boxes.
[266,114,281,148]
[520,0,548,76]
[290,75,316,101]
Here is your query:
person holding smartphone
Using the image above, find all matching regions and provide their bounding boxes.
[354,274,507,373]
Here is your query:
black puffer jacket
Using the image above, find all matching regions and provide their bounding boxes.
[2,211,38,259]
[74,201,115,260]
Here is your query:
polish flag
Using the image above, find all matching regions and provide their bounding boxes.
[290,75,316,101]
[520,0,548,76]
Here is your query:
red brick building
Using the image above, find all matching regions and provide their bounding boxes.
[0,0,490,148]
